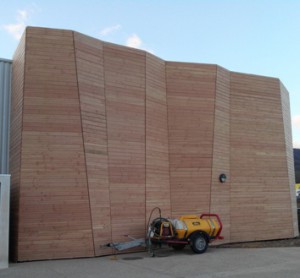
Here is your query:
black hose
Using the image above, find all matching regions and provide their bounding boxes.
[146,207,162,256]
[146,207,162,236]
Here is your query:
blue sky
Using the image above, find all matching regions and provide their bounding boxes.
[1,0,300,147]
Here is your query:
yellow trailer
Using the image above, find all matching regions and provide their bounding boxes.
[147,208,223,255]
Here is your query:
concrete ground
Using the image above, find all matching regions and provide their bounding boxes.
[1,247,300,278]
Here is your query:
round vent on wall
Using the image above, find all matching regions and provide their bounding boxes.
[219,174,227,183]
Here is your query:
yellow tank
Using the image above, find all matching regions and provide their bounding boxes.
[148,210,223,255]
[175,214,221,239]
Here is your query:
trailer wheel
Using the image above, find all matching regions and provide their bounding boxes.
[190,233,208,254]
[171,244,185,250]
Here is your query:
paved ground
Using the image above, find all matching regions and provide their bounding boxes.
[217,236,300,248]
[1,247,300,278]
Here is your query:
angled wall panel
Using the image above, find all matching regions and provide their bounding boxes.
[166,63,216,217]
[145,53,171,220]
[230,73,268,242]
[210,66,231,243]
[104,43,146,243]
[17,28,94,260]
[280,82,298,237]
[230,73,295,242]
[74,32,112,256]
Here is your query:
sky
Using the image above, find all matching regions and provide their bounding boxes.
[0,0,300,147]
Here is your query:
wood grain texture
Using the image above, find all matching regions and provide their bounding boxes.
[210,66,231,244]
[10,27,297,261]
[146,54,171,221]
[280,82,298,237]
[230,72,295,242]
[17,27,94,261]
[104,43,146,244]
[74,32,112,256]
[166,62,216,217]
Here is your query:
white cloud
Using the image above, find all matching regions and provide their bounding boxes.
[126,34,142,48]
[17,10,28,21]
[292,115,300,130]
[3,22,26,40]
[3,8,34,40]
[294,140,300,149]
[100,24,122,36]
[125,33,154,54]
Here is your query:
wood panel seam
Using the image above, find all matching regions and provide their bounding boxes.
[72,31,96,256]
[229,71,232,239]
[144,53,147,231]
[102,43,113,248]
[209,65,218,213]
[279,79,296,237]
[228,69,231,242]
[165,63,173,217]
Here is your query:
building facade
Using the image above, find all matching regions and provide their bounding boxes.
[0,58,12,175]
[9,27,297,261]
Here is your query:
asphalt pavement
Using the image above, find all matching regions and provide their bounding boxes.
[1,247,300,278]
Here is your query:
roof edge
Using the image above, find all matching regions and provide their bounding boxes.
[0,58,12,63]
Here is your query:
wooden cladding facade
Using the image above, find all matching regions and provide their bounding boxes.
[10,27,297,261]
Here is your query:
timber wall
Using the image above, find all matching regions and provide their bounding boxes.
[230,73,296,241]
[10,27,298,261]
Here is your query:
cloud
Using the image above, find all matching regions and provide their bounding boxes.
[294,140,300,149]
[292,115,300,130]
[17,10,29,21]
[3,22,26,40]
[126,34,142,48]
[100,24,122,36]
[125,34,154,53]
[3,8,33,40]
